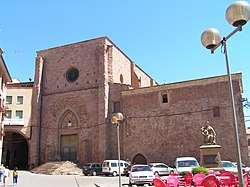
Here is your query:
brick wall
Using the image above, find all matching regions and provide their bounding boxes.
[121,74,247,166]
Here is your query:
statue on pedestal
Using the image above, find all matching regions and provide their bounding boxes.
[201,121,216,145]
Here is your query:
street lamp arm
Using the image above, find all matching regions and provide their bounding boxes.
[211,25,242,54]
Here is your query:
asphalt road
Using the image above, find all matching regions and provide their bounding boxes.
[0,171,153,187]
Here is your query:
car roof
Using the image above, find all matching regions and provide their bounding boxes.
[103,160,127,162]
[176,157,197,161]
[132,164,149,167]
[149,163,166,165]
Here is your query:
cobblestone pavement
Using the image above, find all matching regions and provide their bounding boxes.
[0,171,154,187]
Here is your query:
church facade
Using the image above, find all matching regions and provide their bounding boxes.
[28,36,247,168]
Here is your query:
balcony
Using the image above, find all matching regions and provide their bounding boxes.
[3,118,24,125]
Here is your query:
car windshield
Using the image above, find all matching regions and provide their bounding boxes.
[83,163,92,168]
[178,160,198,167]
[132,166,151,172]
[222,162,236,168]
[234,163,246,168]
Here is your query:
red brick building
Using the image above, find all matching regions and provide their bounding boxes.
[27,36,247,168]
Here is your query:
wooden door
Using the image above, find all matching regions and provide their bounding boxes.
[60,134,77,161]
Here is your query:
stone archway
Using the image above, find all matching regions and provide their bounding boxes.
[132,153,147,165]
[2,132,29,170]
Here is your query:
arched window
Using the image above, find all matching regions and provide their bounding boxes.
[162,94,168,103]
[60,110,78,128]
[120,74,124,84]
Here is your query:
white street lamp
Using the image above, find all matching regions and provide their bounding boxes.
[111,112,124,187]
[201,1,250,187]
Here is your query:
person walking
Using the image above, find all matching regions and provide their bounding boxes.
[13,167,18,184]
[0,164,5,183]
[3,166,10,186]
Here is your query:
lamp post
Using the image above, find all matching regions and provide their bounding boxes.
[201,1,250,187]
[111,112,124,187]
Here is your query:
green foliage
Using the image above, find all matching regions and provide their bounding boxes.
[179,171,189,177]
[192,166,208,175]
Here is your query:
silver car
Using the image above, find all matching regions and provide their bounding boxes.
[149,163,175,176]
[221,161,238,173]
[232,162,250,174]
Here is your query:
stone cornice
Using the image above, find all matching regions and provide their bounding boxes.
[121,72,242,96]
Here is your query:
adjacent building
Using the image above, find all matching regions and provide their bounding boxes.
[2,78,33,169]
[0,48,12,164]
[246,128,250,156]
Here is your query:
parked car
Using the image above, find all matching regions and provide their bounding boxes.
[221,161,238,173]
[102,160,129,176]
[82,163,102,176]
[129,164,155,186]
[174,157,199,173]
[232,162,250,174]
[124,165,131,177]
[149,163,175,176]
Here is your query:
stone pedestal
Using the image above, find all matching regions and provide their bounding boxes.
[200,144,222,168]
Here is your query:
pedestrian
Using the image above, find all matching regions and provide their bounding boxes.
[0,164,5,183]
[3,166,10,186]
[13,167,18,184]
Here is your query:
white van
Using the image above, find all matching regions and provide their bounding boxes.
[174,157,199,173]
[102,160,130,176]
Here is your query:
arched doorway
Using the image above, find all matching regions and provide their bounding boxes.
[59,110,78,161]
[2,132,28,170]
[132,153,147,165]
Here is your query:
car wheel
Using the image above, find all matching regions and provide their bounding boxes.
[92,171,97,176]
[112,171,117,176]
[129,181,132,186]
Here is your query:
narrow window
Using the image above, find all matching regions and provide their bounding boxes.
[6,96,12,104]
[213,106,220,117]
[16,110,23,119]
[6,110,12,118]
[120,74,124,84]
[162,94,168,103]
[17,96,23,105]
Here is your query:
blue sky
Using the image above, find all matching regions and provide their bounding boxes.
[1,1,250,127]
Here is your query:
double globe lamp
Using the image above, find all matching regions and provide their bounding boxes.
[201,1,250,187]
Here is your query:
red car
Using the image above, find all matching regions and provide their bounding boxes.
[124,165,131,177]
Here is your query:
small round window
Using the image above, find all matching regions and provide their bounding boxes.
[66,67,79,82]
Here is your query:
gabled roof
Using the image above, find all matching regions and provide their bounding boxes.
[0,48,12,82]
